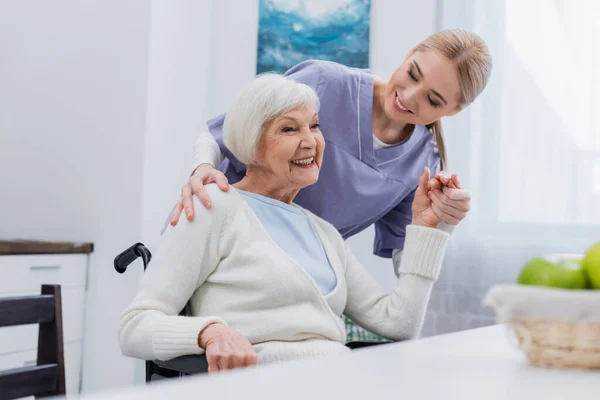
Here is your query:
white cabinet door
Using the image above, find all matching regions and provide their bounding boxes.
[0,254,88,293]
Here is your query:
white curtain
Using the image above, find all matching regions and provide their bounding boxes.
[423,0,600,336]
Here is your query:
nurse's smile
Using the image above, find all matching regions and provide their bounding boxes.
[394,91,413,114]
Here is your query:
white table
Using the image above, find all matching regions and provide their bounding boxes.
[81,325,599,400]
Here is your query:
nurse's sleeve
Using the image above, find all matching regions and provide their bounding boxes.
[373,190,415,259]
[203,113,246,173]
[192,128,225,173]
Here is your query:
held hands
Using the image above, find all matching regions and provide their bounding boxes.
[412,168,471,228]
[198,323,258,373]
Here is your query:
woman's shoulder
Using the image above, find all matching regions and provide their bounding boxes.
[203,183,242,209]
[187,184,243,225]
[160,184,242,244]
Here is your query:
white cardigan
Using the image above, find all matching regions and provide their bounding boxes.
[119,185,450,365]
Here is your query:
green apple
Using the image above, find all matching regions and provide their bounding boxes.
[582,242,600,289]
[517,257,589,289]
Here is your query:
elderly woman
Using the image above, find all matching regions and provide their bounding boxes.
[119,74,453,373]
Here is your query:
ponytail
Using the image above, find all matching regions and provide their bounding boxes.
[415,28,493,173]
[427,120,447,172]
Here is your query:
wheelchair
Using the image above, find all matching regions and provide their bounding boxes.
[115,242,391,382]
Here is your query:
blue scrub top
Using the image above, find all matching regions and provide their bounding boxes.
[207,60,440,258]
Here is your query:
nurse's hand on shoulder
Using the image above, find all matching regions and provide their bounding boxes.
[198,323,258,373]
[170,164,230,226]
[428,172,471,225]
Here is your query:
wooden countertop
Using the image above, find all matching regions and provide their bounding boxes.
[0,240,94,255]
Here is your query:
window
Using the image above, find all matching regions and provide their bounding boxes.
[497,0,600,225]
[443,0,600,242]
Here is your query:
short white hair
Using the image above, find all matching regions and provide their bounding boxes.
[223,73,320,166]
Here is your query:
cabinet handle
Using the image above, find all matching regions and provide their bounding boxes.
[29,265,61,271]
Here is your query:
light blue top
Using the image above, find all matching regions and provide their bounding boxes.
[237,189,337,295]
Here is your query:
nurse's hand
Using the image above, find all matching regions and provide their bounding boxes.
[411,167,441,228]
[170,164,230,226]
[198,323,258,373]
[428,172,471,225]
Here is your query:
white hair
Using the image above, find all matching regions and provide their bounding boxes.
[223,73,320,166]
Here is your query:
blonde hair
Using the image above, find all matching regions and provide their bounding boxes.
[414,29,492,171]
[223,74,320,166]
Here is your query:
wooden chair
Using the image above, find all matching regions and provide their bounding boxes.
[0,285,66,400]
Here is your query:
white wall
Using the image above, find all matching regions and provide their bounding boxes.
[0,0,151,392]
[141,0,214,253]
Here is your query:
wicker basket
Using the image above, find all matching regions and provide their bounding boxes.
[484,284,600,370]
[509,319,600,370]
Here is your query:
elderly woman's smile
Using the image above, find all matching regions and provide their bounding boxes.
[216,74,325,203]
[290,156,315,167]
[237,105,325,201]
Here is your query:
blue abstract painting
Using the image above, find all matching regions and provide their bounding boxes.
[257,0,371,74]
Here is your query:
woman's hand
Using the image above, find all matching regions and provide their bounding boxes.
[198,323,258,373]
[428,172,471,225]
[170,164,230,226]
[411,167,441,228]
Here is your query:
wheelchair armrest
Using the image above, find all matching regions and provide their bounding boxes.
[153,354,209,375]
[151,341,391,378]
[345,340,392,350]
